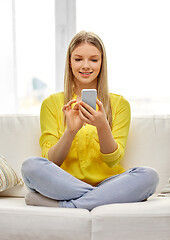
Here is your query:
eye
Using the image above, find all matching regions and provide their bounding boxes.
[75,58,82,61]
[91,59,98,62]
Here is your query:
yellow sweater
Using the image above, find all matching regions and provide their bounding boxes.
[39,92,131,186]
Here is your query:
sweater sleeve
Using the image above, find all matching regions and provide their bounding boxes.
[101,95,131,168]
[39,95,62,159]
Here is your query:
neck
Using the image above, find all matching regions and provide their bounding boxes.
[74,82,97,100]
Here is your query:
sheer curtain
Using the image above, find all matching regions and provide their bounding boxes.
[0,0,75,114]
[0,0,15,113]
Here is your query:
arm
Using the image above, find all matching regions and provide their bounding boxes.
[78,99,117,154]
[96,119,118,154]
[48,129,76,166]
[78,96,131,167]
[40,98,84,166]
[102,96,131,167]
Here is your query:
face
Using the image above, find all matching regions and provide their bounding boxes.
[70,42,102,91]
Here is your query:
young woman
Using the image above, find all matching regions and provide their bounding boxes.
[21,31,159,210]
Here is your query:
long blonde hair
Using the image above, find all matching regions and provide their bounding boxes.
[64,31,112,128]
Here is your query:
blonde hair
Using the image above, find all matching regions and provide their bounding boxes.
[64,31,112,128]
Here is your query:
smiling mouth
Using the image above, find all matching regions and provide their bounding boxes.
[79,71,93,75]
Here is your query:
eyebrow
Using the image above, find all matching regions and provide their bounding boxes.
[73,54,100,58]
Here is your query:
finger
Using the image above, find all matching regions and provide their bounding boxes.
[79,109,91,124]
[73,102,80,110]
[62,99,77,111]
[80,101,95,114]
[67,99,77,107]
[62,106,67,112]
[79,105,92,119]
[62,105,71,112]
[96,99,103,110]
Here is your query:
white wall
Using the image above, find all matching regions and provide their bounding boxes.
[76,0,170,115]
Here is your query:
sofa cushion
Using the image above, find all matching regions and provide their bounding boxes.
[122,115,170,193]
[0,156,23,192]
[0,197,91,240]
[0,115,41,197]
[91,197,170,240]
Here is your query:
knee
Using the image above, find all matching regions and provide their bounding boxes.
[140,167,159,189]
[21,157,44,179]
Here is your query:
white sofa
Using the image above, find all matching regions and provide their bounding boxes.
[0,114,170,240]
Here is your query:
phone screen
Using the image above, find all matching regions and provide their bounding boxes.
[81,89,97,110]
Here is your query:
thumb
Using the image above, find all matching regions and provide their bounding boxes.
[96,99,103,110]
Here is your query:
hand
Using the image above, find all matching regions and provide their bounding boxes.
[78,99,108,129]
[62,99,84,134]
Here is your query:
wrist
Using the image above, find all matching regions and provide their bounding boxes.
[96,119,110,132]
[65,128,77,138]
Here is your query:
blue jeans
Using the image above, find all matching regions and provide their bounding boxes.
[21,157,159,211]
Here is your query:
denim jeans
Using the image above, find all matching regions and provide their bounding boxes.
[21,157,159,211]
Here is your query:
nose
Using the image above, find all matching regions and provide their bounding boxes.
[82,60,90,70]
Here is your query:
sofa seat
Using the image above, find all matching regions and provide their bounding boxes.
[0,197,91,240]
[91,196,170,240]
[0,196,170,240]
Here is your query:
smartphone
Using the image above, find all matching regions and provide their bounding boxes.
[81,89,97,110]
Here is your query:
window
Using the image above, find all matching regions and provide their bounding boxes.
[1,0,169,116]
[0,0,14,114]
[76,0,170,115]
[15,0,56,114]
[0,0,75,114]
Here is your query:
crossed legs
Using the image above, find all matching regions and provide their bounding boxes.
[21,157,159,211]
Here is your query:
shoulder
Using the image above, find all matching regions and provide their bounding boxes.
[43,92,64,103]
[41,92,64,107]
[40,92,64,117]
[109,93,131,127]
[109,93,130,108]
